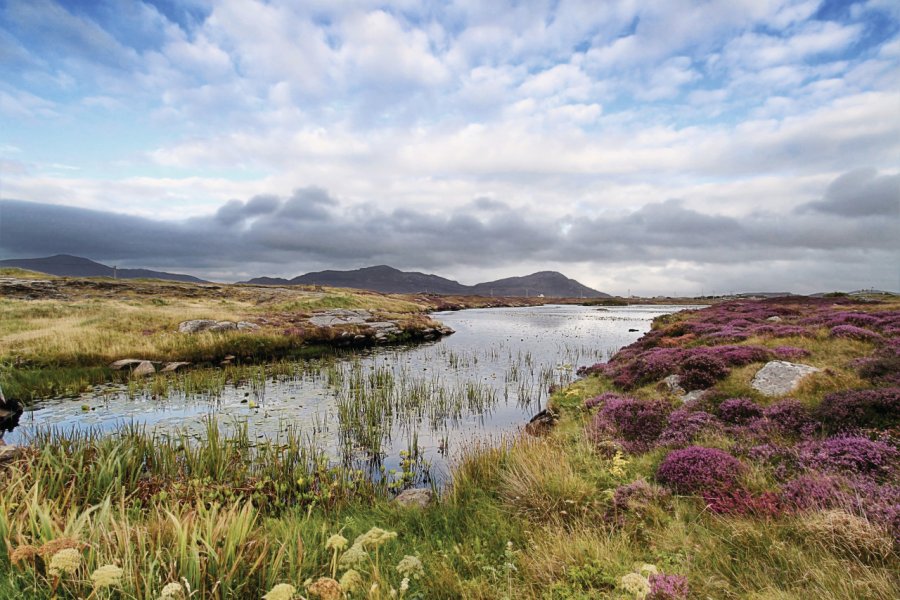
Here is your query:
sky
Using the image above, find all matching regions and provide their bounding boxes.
[0,0,898,295]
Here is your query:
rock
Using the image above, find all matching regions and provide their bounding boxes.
[751,360,822,396]
[680,390,707,404]
[394,488,433,508]
[161,361,191,373]
[131,361,156,377]
[109,359,146,370]
[0,445,26,463]
[178,319,218,333]
[237,321,260,331]
[525,408,558,436]
[208,321,238,332]
[766,316,783,322]
[660,374,686,395]
[308,309,372,327]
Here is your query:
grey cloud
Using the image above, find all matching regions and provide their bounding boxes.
[1,169,897,292]
[800,168,900,217]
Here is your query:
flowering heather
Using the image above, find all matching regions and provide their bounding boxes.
[803,436,898,480]
[656,446,744,495]
[762,399,817,437]
[830,324,885,344]
[678,353,730,391]
[589,396,672,452]
[657,409,721,448]
[780,474,850,511]
[773,346,811,360]
[702,488,782,517]
[856,352,900,386]
[647,574,690,600]
[717,398,763,424]
[817,388,900,431]
[584,392,624,410]
[611,478,670,513]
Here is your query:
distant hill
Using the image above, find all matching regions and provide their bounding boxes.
[0,255,207,283]
[243,265,609,298]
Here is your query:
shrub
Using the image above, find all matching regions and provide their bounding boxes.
[647,574,690,600]
[656,446,744,495]
[657,409,721,448]
[830,325,884,344]
[703,488,782,517]
[589,396,672,452]
[762,399,817,437]
[584,392,622,410]
[857,353,900,385]
[817,387,900,431]
[780,475,848,511]
[804,436,898,480]
[678,354,729,391]
[717,398,763,425]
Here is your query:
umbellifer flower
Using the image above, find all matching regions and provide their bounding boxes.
[307,577,342,600]
[353,527,397,549]
[263,583,297,600]
[325,533,348,552]
[396,555,424,580]
[621,572,651,598]
[48,548,82,577]
[9,545,38,567]
[91,564,124,588]
[339,569,363,593]
[158,582,185,599]
[338,543,369,569]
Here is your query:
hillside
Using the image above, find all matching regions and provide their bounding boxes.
[244,265,609,297]
[0,254,207,283]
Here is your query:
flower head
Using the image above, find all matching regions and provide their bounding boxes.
[307,577,341,600]
[639,563,658,577]
[9,545,38,567]
[158,582,185,600]
[325,534,348,552]
[47,548,82,577]
[338,543,369,569]
[91,564,124,588]
[620,572,651,598]
[339,569,363,593]
[396,555,424,580]
[38,538,83,558]
[353,527,397,549]
[262,583,297,600]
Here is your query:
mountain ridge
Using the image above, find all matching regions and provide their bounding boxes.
[243,265,609,298]
[0,254,208,283]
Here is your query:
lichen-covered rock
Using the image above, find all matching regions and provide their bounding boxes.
[109,359,146,370]
[394,488,433,508]
[131,361,156,377]
[751,360,821,396]
[178,319,218,333]
[161,361,191,372]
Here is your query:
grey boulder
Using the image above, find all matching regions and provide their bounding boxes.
[751,360,821,396]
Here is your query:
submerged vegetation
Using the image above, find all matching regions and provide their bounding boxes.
[1,292,899,598]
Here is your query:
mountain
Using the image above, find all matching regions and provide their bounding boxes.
[0,254,207,283]
[243,265,609,298]
[470,271,609,298]
[290,265,469,295]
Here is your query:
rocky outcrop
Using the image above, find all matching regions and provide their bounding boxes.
[304,309,452,346]
[751,360,822,396]
[178,320,259,333]
[131,361,156,377]
[393,488,433,508]
[525,408,558,436]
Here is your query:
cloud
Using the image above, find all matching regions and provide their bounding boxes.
[1,169,897,293]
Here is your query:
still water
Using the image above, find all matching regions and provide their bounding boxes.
[7,304,695,481]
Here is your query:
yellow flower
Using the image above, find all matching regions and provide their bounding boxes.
[307,577,342,600]
[158,582,185,599]
[47,548,82,577]
[396,555,424,580]
[325,533,348,552]
[353,527,397,549]
[339,569,363,593]
[620,572,650,598]
[610,451,628,477]
[262,583,296,600]
[91,564,124,588]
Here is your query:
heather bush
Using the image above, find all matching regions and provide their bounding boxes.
[657,409,721,448]
[857,352,900,385]
[717,398,763,425]
[678,353,729,391]
[780,474,849,511]
[703,488,782,517]
[762,399,817,437]
[584,391,623,410]
[803,436,898,480]
[830,325,884,343]
[656,446,744,495]
[609,479,671,525]
[647,574,690,600]
[817,387,900,431]
[589,396,672,452]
